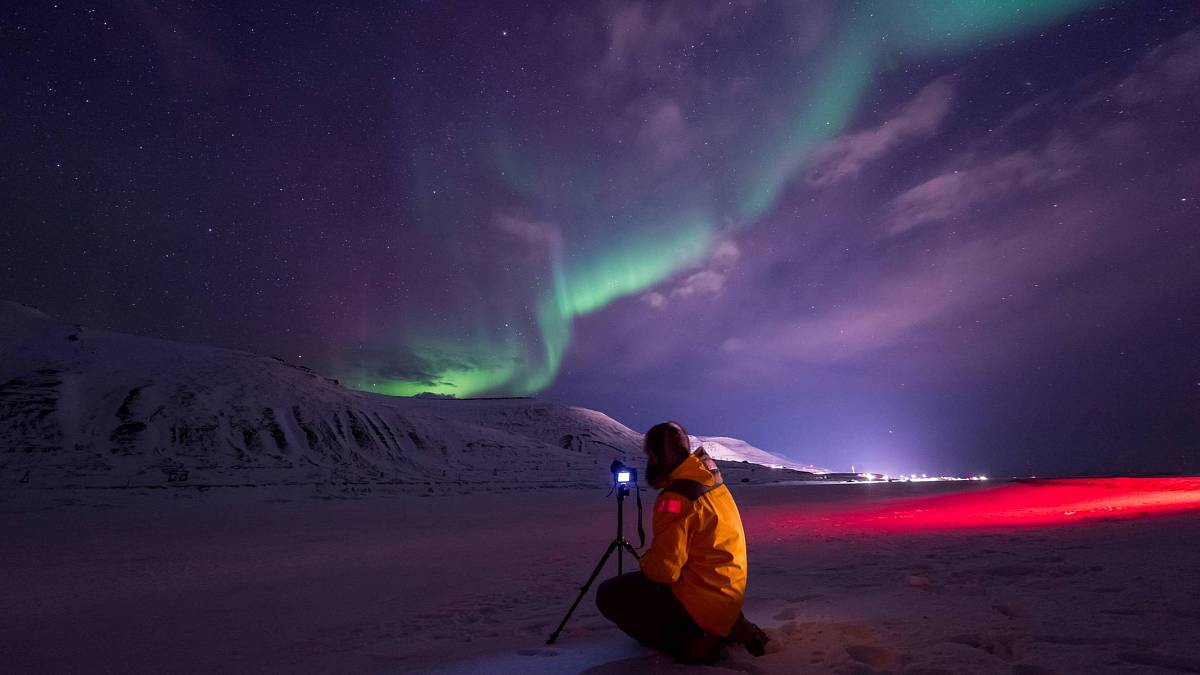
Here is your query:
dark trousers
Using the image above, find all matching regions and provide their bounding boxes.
[595,572,704,657]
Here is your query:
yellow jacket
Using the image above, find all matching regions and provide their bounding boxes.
[639,449,748,636]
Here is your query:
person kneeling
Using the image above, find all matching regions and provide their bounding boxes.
[596,421,769,663]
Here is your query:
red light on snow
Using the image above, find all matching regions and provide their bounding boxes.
[831,478,1200,532]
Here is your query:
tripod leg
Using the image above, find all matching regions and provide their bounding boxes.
[619,538,641,560]
[546,540,620,645]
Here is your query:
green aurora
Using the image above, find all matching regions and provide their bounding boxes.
[348,0,1104,398]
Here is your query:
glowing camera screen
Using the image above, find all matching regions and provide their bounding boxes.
[610,460,636,486]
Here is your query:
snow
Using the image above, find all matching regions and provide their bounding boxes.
[691,435,827,473]
[3,481,1200,674]
[0,301,815,489]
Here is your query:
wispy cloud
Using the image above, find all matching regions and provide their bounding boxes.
[884,135,1079,235]
[807,77,956,187]
[605,95,699,167]
[715,29,1200,371]
[598,1,756,80]
[1109,28,1200,106]
[493,213,563,254]
[642,239,741,309]
[884,29,1200,237]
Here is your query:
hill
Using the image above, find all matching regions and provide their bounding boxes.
[0,301,816,489]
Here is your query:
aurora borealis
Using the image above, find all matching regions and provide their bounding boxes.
[351,0,1114,400]
[4,1,1200,475]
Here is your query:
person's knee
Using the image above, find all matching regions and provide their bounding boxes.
[596,572,642,619]
[595,577,619,618]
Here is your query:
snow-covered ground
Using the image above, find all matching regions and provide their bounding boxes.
[4,479,1199,674]
[6,302,1199,673]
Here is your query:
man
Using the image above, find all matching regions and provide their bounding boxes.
[596,421,769,663]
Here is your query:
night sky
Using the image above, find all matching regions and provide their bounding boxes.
[3,1,1199,477]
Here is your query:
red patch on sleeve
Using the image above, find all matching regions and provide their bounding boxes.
[656,498,683,514]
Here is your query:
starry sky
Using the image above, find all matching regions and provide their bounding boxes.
[3,1,1199,477]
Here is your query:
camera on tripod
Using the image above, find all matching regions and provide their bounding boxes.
[547,458,646,645]
[611,460,636,488]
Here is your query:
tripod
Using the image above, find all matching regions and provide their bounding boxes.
[546,482,641,644]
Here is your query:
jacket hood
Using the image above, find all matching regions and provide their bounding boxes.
[667,447,722,487]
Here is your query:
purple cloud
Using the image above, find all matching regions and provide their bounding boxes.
[702,30,1200,376]
[642,239,741,309]
[884,138,1079,235]
[493,213,563,256]
[807,77,956,187]
[1109,28,1200,106]
[599,1,756,79]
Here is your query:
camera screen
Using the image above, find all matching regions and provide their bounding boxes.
[616,470,632,483]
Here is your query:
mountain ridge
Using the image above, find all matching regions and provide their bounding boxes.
[0,301,818,489]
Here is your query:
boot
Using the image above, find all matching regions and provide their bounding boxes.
[678,633,723,665]
[727,613,769,657]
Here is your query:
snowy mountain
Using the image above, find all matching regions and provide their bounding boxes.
[692,435,826,474]
[0,301,817,489]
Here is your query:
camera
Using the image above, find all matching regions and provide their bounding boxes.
[611,460,636,487]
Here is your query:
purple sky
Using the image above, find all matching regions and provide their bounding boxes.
[2,2,1199,476]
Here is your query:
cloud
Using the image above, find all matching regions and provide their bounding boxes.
[636,99,693,164]
[806,76,956,187]
[708,239,741,266]
[883,137,1079,235]
[883,30,1200,238]
[493,213,563,253]
[760,290,952,362]
[606,96,698,166]
[641,238,741,309]
[1110,28,1200,106]
[604,3,683,71]
[642,291,667,309]
[718,216,1076,368]
[717,30,1200,372]
[590,0,758,88]
[671,269,727,299]
[597,1,757,80]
